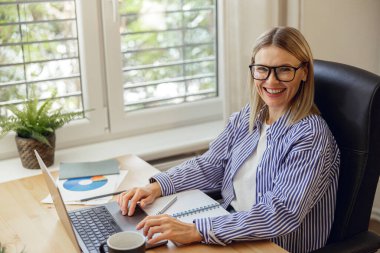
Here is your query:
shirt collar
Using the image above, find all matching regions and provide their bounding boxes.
[254,106,292,141]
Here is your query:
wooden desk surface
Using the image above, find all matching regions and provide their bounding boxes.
[0,155,287,253]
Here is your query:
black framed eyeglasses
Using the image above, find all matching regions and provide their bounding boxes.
[249,62,307,82]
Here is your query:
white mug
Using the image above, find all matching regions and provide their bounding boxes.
[99,231,145,253]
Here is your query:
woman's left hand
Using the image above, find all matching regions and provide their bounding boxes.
[136,214,203,245]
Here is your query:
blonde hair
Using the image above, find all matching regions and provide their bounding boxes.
[248,26,320,131]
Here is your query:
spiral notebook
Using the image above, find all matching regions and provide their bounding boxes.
[142,189,230,223]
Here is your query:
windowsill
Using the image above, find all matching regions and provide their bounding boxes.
[0,120,224,184]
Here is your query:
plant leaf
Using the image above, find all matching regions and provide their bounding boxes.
[0,92,88,144]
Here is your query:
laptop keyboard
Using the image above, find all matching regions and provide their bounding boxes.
[69,206,122,253]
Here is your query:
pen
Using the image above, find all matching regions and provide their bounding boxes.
[156,196,177,215]
[80,190,126,202]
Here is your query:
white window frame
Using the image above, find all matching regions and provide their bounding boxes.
[57,0,108,143]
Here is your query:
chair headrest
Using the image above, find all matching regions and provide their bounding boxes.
[314,59,380,152]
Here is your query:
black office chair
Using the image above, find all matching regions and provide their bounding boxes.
[311,60,380,253]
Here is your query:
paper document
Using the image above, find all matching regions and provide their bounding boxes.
[42,170,128,205]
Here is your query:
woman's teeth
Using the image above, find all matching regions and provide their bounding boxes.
[265,88,285,94]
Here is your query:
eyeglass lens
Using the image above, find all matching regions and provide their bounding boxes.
[251,66,297,82]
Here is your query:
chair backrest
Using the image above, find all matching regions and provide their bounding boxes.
[313,60,380,243]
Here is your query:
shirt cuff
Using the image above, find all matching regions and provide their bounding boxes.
[194,218,226,245]
[150,172,176,196]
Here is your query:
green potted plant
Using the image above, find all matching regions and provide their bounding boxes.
[0,95,84,169]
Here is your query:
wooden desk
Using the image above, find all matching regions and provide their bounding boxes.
[0,155,287,253]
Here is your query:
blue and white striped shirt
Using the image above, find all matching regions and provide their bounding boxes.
[152,105,340,253]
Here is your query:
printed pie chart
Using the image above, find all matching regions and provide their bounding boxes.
[63,175,108,191]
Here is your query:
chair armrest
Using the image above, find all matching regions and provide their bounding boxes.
[311,231,380,253]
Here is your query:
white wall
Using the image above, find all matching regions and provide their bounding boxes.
[300,0,380,75]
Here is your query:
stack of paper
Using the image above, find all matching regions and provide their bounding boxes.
[42,158,127,205]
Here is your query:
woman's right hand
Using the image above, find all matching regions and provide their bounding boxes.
[117,182,162,216]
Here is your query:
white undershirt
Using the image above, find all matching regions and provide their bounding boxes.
[230,123,269,211]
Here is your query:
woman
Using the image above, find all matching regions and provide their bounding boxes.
[118,27,340,253]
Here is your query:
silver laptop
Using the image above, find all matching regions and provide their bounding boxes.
[35,150,166,253]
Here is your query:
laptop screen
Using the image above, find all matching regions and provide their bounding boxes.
[35,150,82,253]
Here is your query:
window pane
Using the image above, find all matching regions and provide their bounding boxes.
[121,30,183,51]
[121,12,182,33]
[124,82,186,103]
[21,20,77,42]
[184,9,214,28]
[29,77,81,97]
[0,4,18,24]
[123,65,183,85]
[188,77,216,95]
[122,47,182,67]
[26,59,79,81]
[0,25,21,44]
[185,27,214,44]
[24,39,78,62]
[119,0,182,14]
[183,0,215,9]
[19,2,76,22]
[185,61,215,76]
[0,46,23,65]
[0,65,25,82]
[0,84,26,103]
[0,0,83,115]
[55,95,82,112]
[185,44,214,59]
[119,0,217,111]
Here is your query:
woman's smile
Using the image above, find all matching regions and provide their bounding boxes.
[263,87,286,95]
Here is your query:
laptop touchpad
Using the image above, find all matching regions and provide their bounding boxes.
[106,202,146,230]
[105,202,168,249]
